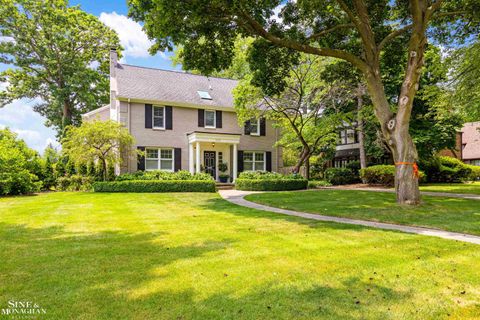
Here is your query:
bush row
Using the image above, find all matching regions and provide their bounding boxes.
[238,171,303,180]
[324,168,359,185]
[235,178,308,191]
[0,171,42,196]
[422,156,479,183]
[307,180,332,189]
[360,165,426,186]
[93,180,216,193]
[116,170,213,181]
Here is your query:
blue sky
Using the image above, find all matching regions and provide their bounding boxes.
[0,0,179,153]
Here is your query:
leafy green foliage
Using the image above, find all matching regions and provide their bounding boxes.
[307,180,332,188]
[93,180,216,193]
[116,170,213,181]
[238,171,302,180]
[0,0,121,135]
[62,120,136,181]
[360,165,426,186]
[421,156,474,183]
[0,128,42,195]
[235,178,308,191]
[56,175,94,191]
[324,168,358,185]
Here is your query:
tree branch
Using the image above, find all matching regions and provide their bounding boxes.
[236,11,369,73]
[307,23,354,41]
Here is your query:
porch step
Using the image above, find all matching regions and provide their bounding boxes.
[216,183,235,190]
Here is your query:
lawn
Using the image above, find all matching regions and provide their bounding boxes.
[420,182,480,195]
[246,190,480,236]
[1,192,480,319]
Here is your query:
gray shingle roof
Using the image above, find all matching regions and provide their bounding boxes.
[115,64,238,108]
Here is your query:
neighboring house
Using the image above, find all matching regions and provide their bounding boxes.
[460,122,480,166]
[332,124,360,168]
[83,50,282,181]
[438,122,480,165]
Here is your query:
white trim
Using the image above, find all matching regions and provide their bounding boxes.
[145,147,174,172]
[187,132,241,145]
[152,105,166,129]
[204,109,216,128]
[117,97,235,112]
[243,151,266,171]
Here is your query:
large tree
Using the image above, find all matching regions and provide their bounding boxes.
[129,0,479,204]
[62,120,136,181]
[234,55,342,179]
[0,0,121,136]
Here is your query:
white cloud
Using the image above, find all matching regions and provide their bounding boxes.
[99,11,166,59]
[0,98,58,153]
[271,4,285,24]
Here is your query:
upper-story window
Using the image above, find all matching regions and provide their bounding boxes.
[205,110,216,128]
[338,127,358,145]
[249,119,260,135]
[153,106,165,129]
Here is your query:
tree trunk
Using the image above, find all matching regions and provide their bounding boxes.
[356,85,367,170]
[62,101,72,130]
[294,147,309,177]
[305,154,310,180]
[101,159,107,181]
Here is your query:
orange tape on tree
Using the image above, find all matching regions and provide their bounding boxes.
[395,162,419,178]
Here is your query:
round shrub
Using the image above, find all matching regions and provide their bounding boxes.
[57,175,94,191]
[360,165,396,186]
[422,156,472,183]
[0,170,41,195]
[324,168,357,185]
[360,165,425,186]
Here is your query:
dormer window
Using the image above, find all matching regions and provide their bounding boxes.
[197,90,212,100]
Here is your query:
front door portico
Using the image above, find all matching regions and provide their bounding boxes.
[187,132,241,181]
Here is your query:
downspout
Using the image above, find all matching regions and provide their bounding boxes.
[128,98,131,172]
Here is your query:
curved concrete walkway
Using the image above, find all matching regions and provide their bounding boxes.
[218,189,480,245]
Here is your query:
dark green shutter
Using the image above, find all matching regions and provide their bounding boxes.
[216,110,222,128]
[266,151,272,172]
[244,121,251,134]
[174,148,181,172]
[166,106,173,130]
[145,105,152,128]
[198,109,204,127]
[260,118,266,136]
[237,150,244,175]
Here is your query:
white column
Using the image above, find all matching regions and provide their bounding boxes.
[232,143,238,182]
[189,143,194,174]
[196,142,201,174]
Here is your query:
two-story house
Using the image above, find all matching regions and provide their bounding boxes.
[82,50,282,181]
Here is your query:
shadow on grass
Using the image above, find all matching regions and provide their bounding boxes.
[0,222,415,319]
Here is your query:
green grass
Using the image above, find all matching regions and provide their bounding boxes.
[246,190,480,236]
[0,192,479,319]
[420,182,480,195]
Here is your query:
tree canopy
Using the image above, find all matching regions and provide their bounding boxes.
[0,0,121,135]
[62,120,136,181]
[128,0,480,204]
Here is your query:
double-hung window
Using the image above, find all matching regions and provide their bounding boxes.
[243,151,265,171]
[145,148,174,171]
[205,110,216,128]
[249,119,260,135]
[153,106,165,129]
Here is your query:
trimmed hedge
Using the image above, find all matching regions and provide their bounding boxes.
[360,165,426,186]
[116,170,213,181]
[324,168,358,185]
[235,178,308,191]
[308,180,332,189]
[93,180,216,193]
